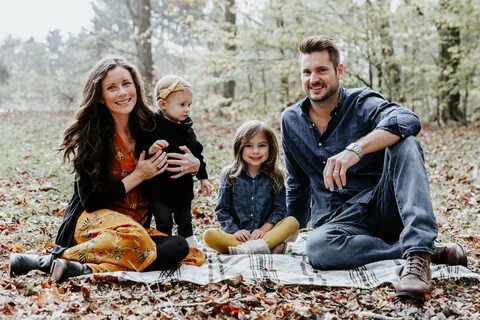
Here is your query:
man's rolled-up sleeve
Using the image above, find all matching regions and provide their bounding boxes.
[363,95,421,138]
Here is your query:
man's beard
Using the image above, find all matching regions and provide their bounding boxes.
[309,81,339,103]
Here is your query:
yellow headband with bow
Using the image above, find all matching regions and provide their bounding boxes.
[157,80,185,100]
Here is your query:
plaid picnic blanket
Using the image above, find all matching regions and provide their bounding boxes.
[97,233,480,289]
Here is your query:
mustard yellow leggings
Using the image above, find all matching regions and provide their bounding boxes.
[203,216,299,254]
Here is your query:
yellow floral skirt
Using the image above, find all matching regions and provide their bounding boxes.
[61,209,205,273]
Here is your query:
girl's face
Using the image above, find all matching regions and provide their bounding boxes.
[242,131,269,172]
[159,89,193,123]
[100,66,137,118]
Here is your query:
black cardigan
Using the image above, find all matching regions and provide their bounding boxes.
[53,177,126,255]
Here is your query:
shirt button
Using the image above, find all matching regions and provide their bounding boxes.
[318,142,322,146]
[251,196,254,200]
[322,161,326,164]
[250,214,253,217]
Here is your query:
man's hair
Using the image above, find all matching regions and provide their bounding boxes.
[298,35,340,69]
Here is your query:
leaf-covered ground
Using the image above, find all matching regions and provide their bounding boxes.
[0,111,479,319]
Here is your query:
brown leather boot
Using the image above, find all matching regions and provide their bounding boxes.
[50,259,92,283]
[9,254,53,277]
[431,242,467,267]
[396,253,432,301]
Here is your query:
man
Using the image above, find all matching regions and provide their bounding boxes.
[281,35,467,301]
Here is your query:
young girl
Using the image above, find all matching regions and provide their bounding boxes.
[204,120,299,254]
[137,75,212,248]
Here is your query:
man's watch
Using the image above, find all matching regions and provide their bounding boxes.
[346,142,364,159]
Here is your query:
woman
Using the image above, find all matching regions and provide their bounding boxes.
[9,57,201,282]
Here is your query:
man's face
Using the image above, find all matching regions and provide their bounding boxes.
[300,50,344,104]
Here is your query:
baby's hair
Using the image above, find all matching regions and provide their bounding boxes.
[154,74,192,101]
[224,120,285,192]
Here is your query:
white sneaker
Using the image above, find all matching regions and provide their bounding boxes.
[228,239,270,255]
[185,235,199,247]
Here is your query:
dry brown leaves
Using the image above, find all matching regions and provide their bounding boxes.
[0,112,479,318]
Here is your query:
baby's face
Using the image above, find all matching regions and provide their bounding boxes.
[160,88,193,123]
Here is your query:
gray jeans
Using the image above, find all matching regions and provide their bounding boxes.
[306,136,437,270]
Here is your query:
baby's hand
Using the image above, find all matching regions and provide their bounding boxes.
[234,229,251,242]
[148,139,169,156]
[200,179,213,196]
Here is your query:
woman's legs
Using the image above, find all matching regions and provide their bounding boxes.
[145,236,189,271]
[61,209,157,273]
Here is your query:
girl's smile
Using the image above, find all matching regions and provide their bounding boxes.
[242,132,269,175]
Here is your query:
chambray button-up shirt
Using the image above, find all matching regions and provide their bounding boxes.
[281,87,421,229]
[215,169,287,233]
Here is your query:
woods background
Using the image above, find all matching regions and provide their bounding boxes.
[0,0,479,126]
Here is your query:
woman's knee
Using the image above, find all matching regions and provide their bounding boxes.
[154,235,189,260]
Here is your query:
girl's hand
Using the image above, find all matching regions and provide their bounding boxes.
[148,139,169,156]
[234,229,251,242]
[251,228,266,240]
[251,223,274,240]
[135,150,168,180]
[167,146,201,179]
[199,179,213,196]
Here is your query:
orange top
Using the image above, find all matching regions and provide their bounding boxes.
[107,133,149,224]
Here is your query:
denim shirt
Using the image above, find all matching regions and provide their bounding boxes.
[215,168,287,233]
[281,87,421,229]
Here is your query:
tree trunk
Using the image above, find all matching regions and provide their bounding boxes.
[436,0,463,123]
[437,24,463,123]
[126,0,154,93]
[377,0,402,102]
[222,0,236,107]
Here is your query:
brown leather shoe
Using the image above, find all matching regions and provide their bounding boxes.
[431,242,467,267]
[396,253,432,301]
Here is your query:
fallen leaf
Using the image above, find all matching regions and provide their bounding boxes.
[11,243,25,253]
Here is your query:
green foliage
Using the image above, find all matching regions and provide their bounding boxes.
[0,0,478,124]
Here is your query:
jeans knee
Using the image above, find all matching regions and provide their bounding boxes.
[388,136,424,160]
[306,228,339,270]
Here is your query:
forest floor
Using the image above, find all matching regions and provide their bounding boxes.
[0,111,479,319]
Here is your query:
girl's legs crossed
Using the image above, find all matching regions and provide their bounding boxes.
[263,217,299,249]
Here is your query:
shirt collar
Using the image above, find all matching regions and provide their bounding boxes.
[241,166,267,178]
[298,87,347,127]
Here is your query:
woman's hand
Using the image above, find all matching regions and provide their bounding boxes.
[166,146,201,179]
[234,229,251,242]
[135,150,168,180]
[122,150,167,193]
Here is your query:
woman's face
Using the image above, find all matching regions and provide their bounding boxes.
[100,66,137,117]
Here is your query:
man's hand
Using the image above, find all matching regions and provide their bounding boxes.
[167,146,201,179]
[323,149,360,191]
[233,229,251,242]
[148,140,169,156]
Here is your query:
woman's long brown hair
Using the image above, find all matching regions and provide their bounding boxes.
[59,57,153,188]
